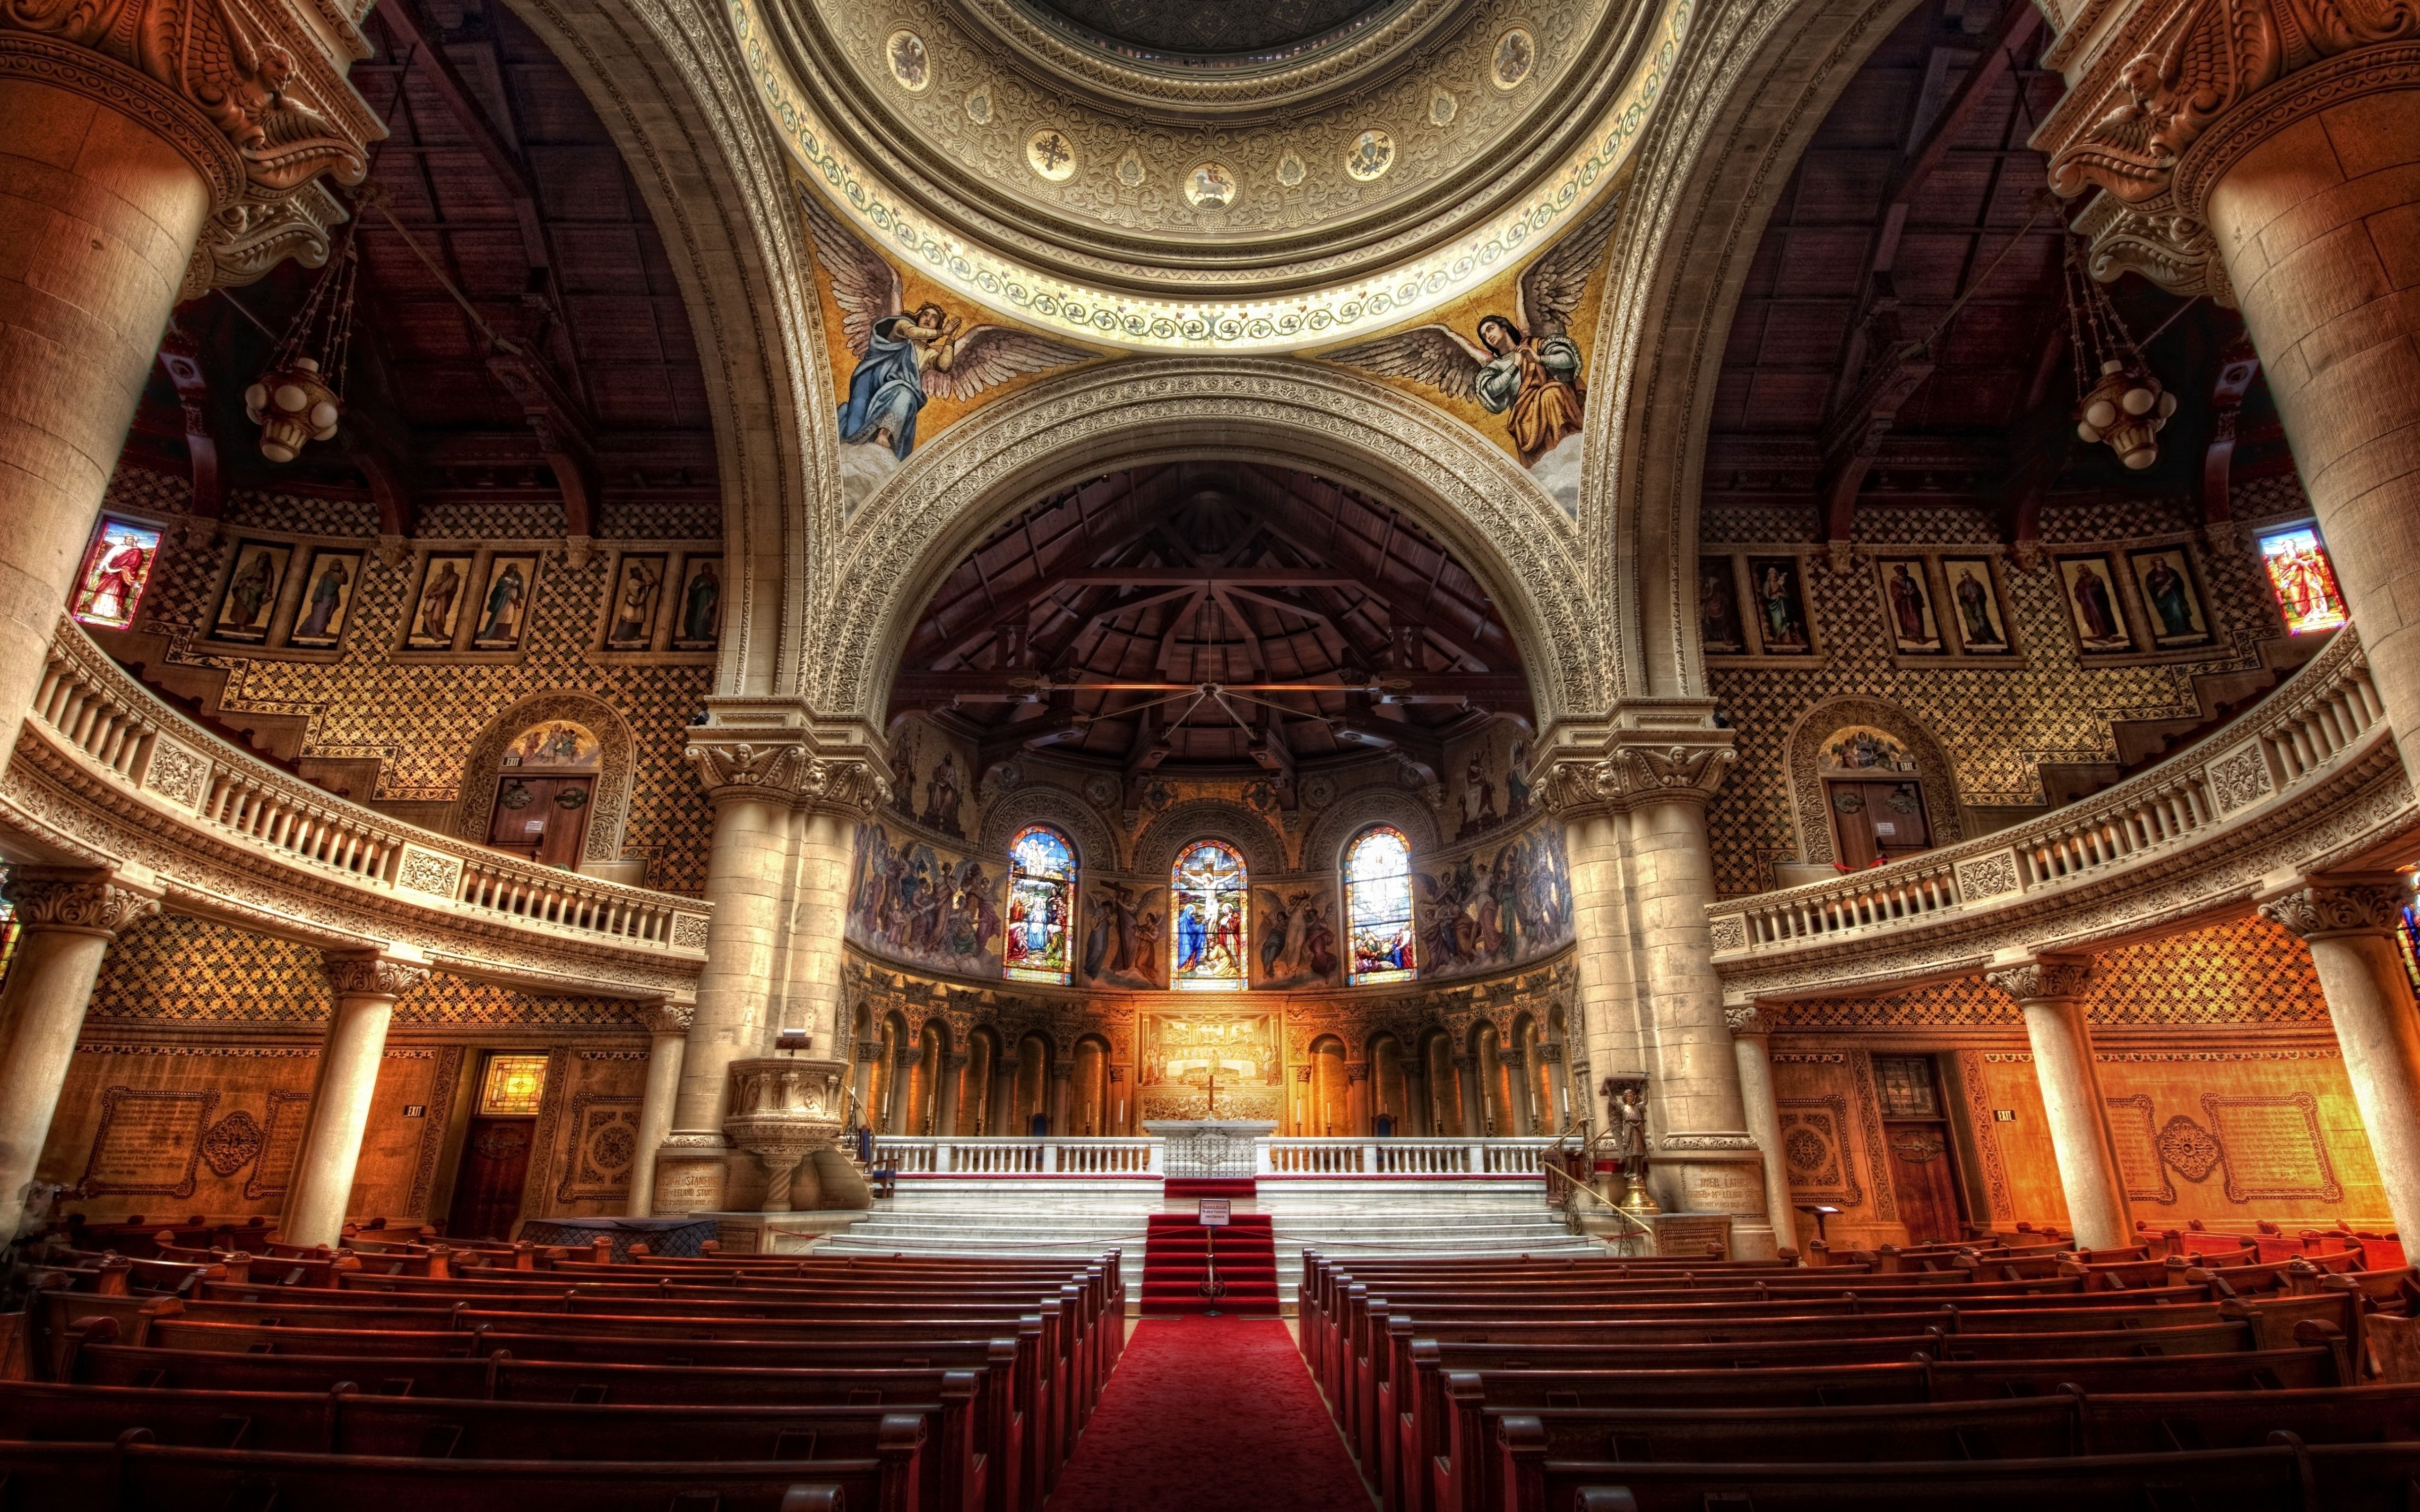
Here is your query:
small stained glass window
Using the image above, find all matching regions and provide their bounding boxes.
[69,518,162,630]
[1874,1055,1939,1118]
[1170,840,1248,990]
[478,1053,549,1115]
[1004,825,1076,985]
[1346,826,1417,985]
[2258,527,2350,635]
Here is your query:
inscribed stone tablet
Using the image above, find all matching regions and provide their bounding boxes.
[83,1088,216,1196]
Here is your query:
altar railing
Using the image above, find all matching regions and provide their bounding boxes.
[865,1135,1557,1179]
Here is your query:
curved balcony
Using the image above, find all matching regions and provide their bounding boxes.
[0,619,709,998]
[1707,627,2418,1004]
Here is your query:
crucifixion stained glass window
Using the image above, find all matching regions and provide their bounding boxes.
[1003,825,1076,985]
[1346,826,1417,984]
[1170,840,1248,990]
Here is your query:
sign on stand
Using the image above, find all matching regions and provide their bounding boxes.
[1197,1198,1231,1227]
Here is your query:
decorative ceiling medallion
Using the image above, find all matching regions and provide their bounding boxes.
[1184,163,1239,209]
[885,30,931,91]
[1430,89,1457,127]
[1276,152,1307,188]
[965,86,995,124]
[1117,149,1146,187]
[1344,129,1393,181]
[1027,127,1079,180]
[1491,26,1535,89]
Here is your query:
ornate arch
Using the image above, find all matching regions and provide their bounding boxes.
[1303,786,1444,876]
[451,692,639,867]
[1580,0,1929,697]
[1131,800,1286,884]
[496,0,835,698]
[806,358,1607,733]
[979,784,1119,877]
[1784,696,1965,868]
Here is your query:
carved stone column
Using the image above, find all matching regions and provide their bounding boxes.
[1048,1060,1072,1136]
[630,998,692,1217]
[1107,1063,1126,1134]
[851,1038,881,1131]
[1400,1056,1430,1136]
[1344,1060,1372,1136]
[2045,25,2420,783]
[0,1,372,765]
[889,1035,924,1136]
[1726,1007,1799,1254]
[935,1051,968,1138]
[1987,955,2130,1251]
[0,870,156,1224]
[1539,1040,1572,1133]
[992,1057,1018,1136]
[2259,878,2420,1241]
[284,953,429,1248]
[1539,723,1774,1255]
[1453,1053,1484,1138]
[668,726,886,1210]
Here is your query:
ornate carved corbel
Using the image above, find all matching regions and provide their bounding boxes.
[322,953,432,1000]
[2258,878,2407,941]
[1724,1005,1777,1037]
[1984,955,2097,1002]
[683,738,890,817]
[4,872,162,937]
[640,998,697,1038]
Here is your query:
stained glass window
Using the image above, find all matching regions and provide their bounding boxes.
[478,1053,550,1115]
[2259,527,2350,635]
[1004,825,1076,985]
[69,518,162,630]
[1170,840,1248,990]
[1346,826,1417,985]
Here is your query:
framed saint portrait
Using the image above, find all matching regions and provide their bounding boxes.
[1745,556,1814,654]
[2126,546,2214,650]
[1699,556,1746,654]
[210,541,293,644]
[604,553,667,649]
[2056,553,2136,654]
[405,552,476,650]
[469,554,540,651]
[673,555,724,650]
[1874,557,1943,654]
[1939,557,2013,654]
[286,549,363,649]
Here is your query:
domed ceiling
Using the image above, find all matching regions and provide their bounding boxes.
[746,0,1691,349]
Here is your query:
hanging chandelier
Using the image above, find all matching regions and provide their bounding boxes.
[2063,237,2177,470]
[244,225,361,463]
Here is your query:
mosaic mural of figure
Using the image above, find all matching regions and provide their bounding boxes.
[1417,825,1573,980]
[847,823,1004,976]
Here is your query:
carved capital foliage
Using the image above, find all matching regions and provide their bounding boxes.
[0,0,375,211]
[1725,1005,1775,1037]
[7,875,160,936]
[2070,189,2234,305]
[323,954,431,1000]
[2259,881,2406,940]
[1535,1041,1565,1063]
[1344,1060,1371,1082]
[854,1039,885,1062]
[1985,957,2097,1002]
[684,739,891,816]
[1536,738,1737,820]
[641,1000,696,1037]
[182,180,346,298]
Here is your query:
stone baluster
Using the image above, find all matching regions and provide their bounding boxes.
[284,953,431,1248]
[0,871,159,1221]
[1986,955,2130,1252]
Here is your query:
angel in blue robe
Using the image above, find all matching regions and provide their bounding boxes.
[837,308,952,459]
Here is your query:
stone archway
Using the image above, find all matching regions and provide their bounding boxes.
[451,691,640,873]
[1783,696,1965,870]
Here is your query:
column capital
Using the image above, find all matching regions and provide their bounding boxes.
[944,1051,972,1070]
[1534,724,1737,821]
[1451,1052,1478,1071]
[322,952,431,1001]
[0,0,380,275]
[854,1039,885,1062]
[1985,955,2097,1003]
[1725,1005,1779,1037]
[1344,1060,1371,1082]
[1534,1041,1565,1064]
[2037,0,2420,296]
[640,998,696,1037]
[1049,1062,1074,1081]
[2258,876,2408,942]
[683,720,891,815]
[5,871,161,938]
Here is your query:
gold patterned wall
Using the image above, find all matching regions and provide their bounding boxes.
[1703,478,2325,897]
[90,464,717,893]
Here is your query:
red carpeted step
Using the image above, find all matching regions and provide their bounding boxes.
[1141,1212,1279,1316]
[1164,1177,1257,1201]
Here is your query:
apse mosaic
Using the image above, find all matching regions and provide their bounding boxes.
[847,821,1006,977]
[792,174,1113,516]
[1416,823,1573,982]
[1443,722,1537,842]
[1314,176,1628,517]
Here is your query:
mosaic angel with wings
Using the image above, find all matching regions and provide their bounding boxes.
[796,183,1093,460]
[1325,191,1626,465]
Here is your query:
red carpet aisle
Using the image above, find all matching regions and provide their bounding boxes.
[1140,1211,1279,1315]
[1044,1318,1375,1512]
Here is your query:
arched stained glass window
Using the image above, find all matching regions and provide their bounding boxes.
[1345,826,1418,984]
[1170,841,1249,990]
[1003,826,1076,985]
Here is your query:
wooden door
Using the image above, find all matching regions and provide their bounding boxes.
[1828,780,1933,868]
[447,1117,536,1240]
[1884,1120,1966,1244]
[488,776,595,868]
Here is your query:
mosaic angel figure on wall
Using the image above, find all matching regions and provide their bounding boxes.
[795,182,1094,463]
[1323,189,1626,466]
